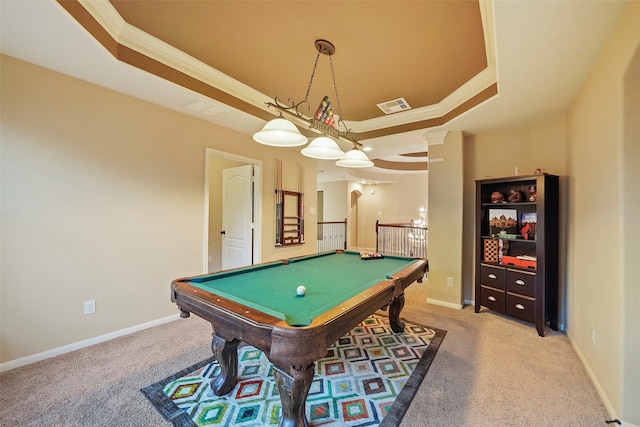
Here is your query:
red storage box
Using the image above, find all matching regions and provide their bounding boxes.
[501,256,520,267]
[501,256,537,270]
[520,259,537,270]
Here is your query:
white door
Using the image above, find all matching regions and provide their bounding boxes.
[222,165,254,269]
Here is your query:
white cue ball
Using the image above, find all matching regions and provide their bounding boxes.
[296,285,306,296]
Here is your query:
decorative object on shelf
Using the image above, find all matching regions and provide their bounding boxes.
[489,209,518,235]
[496,232,521,240]
[498,237,508,263]
[491,191,505,203]
[528,185,537,202]
[483,239,499,263]
[520,212,537,240]
[508,189,523,203]
[253,40,373,168]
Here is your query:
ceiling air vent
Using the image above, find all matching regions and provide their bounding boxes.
[376,97,411,115]
[184,99,226,116]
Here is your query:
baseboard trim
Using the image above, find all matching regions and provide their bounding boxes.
[0,313,181,373]
[566,329,633,426]
[426,297,463,310]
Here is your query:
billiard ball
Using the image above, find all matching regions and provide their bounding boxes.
[296,285,306,296]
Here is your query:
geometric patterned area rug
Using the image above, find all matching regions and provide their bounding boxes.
[141,315,446,427]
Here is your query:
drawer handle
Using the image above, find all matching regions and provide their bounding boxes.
[487,296,497,302]
[488,274,497,279]
[515,280,525,286]
[515,303,525,310]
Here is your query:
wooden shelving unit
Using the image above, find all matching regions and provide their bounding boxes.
[474,173,559,336]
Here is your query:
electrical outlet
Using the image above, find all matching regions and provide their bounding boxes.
[591,327,596,345]
[84,300,96,315]
[447,277,454,287]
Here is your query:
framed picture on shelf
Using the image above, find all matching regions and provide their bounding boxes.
[489,209,518,235]
[520,212,537,240]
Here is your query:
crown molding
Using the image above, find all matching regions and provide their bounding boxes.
[348,0,497,133]
[78,0,272,111]
[423,130,449,146]
[348,66,496,133]
[75,0,496,132]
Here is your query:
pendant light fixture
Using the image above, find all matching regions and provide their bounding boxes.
[252,117,308,147]
[336,147,375,168]
[252,39,373,167]
[300,136,344,160]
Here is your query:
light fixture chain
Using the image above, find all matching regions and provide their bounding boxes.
[329,55,343,119]
[304,52,322,103]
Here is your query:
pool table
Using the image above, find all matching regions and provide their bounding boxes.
[171,250,427,427]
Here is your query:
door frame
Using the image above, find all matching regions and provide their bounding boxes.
[204,148,262,272]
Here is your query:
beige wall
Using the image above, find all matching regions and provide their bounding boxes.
[463,116,568,306]
[427,131,464,308]
[0,56,317,363]
[459,3,640,422]
[566,2,639,423]
[342,175,428,251]
[317,181,348,222]
[622,32,640,425]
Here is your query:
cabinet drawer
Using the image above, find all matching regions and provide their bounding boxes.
[506,292,536,323]
[480,285,506,313]
[506,269,535,297]
[480,265,505,289]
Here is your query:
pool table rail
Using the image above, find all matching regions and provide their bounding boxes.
[171,257,427,367]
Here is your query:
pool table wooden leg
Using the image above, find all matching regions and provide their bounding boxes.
[389,292,406,333]
[273,363,314,427]
[210,334,240,396]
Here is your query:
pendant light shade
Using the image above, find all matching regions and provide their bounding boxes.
[301,137,345,160]
[336,148,374,168]
[253,118,308,147]
[252,40,372,167]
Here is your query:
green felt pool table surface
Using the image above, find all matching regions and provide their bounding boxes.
[186,251,419,327]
